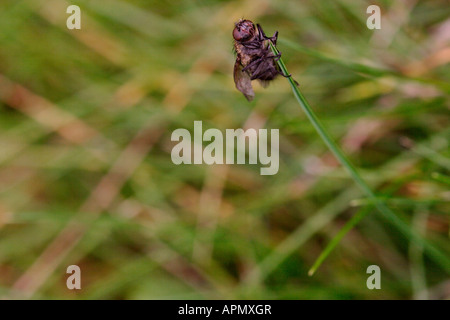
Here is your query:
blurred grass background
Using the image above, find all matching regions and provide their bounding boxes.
[0,0,449,299]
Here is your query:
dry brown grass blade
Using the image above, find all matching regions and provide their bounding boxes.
[9,49,219,297]
[10,125,161,298]
[36,0,128,65]
[0,75,102,145]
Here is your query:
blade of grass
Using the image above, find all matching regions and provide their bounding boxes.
[245,186,360,285]
[431,172,450,186]
[409,207,429,300]
[412,145,450,171]
[350,197,449,208]
[279,39,450,92]
[309,181,398,276]
[269,41,450,274]
[308,205,373,276]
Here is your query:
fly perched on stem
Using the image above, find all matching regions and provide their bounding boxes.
[232,19,296,101]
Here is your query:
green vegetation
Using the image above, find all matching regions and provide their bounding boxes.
[0,0,448,299]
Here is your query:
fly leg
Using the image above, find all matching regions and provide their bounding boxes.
[249,60,270,80]
[272,52,281,62]
[243,52,281,74]
[256,24,278,44]
[276,69,299,85]
[242,57,264,73]
[269,31,278,45]
[268,50,299,85]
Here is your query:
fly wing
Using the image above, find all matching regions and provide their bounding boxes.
[234,59,254,101]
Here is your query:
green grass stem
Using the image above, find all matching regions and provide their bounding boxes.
[269,41,450,275]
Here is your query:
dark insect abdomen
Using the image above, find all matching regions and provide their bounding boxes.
[233,20,287,100]
[242,44,280,81]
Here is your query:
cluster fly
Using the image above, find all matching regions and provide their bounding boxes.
[233,19,294,101]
